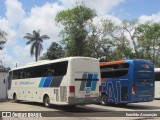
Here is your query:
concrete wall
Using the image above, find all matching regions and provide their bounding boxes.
[0,72,8,100]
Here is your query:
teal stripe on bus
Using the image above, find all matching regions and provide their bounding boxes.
[39,77,46,87]
[79,73,88,91]
[43,76,53,87]
[91,74,98,91]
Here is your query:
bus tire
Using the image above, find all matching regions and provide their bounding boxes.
[13,93,19,103]
[101,94,108,105]
[44,95,51,108]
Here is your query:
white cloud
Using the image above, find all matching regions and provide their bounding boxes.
[13,45,34,66]
[138,12,160,24]
[5,0,25,27]
[0,18,18,47]
[19,3,65,48]
[0,49,17,68]
[1,0,125,68]
[59,0,125,16]
[1,1,66,68]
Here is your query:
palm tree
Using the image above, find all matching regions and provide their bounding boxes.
[0,29,7,50]
[24,30,50,61]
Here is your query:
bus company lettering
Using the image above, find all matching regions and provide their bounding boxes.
[102,81,121,102]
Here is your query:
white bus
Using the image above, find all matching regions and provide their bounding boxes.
[8,57,101,107]
[154,68,160,99]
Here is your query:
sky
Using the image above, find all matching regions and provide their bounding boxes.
[0,0,160,68]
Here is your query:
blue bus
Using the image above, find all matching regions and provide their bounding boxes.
[100,59,154,105]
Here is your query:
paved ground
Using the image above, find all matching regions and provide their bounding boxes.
[0,100,160,120]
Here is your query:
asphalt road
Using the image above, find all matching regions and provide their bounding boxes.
[0,100,160,120]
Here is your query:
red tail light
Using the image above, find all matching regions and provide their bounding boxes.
[69,86,75,93]
[132,84,136,95]
[99,86,102,92]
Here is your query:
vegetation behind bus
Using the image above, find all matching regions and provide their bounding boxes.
[41,3,160,67]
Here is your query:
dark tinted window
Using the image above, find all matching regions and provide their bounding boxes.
[12,69,21,79]
[12,61,68,80]
[100,65,114,78]
[155,72,160,81]
[100,63,129,78]
[54,61,68,76]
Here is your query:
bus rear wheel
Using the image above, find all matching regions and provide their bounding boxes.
[44,95,51,108]
[101,94,108,105]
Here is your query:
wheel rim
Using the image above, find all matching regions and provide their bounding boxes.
[14,95,17,102]
[45,97,50,107]
[102,95,107,105]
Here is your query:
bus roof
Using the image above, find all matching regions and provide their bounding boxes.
[100,60,125,66]
[10,57,98,71]
[100,59,151,66]
[154,68,160,72]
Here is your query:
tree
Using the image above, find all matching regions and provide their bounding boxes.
[40,42,64,60]
[122,20,138,58]
[86,19,114,60]
[133,22,160,66]
[109,20,134,60]
[0,29,7,50]
[87,19,134,61]
[55,3,96,56]
[24,30,50,61]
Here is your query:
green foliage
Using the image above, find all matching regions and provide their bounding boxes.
[24,30,50,61]
[87,19,134,61]
[40,42,64,60]
[55,3,96,56]
[133,22,160,66]
[0,29,7,50]
[24,4,160,67]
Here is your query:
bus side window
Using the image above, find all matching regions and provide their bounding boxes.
[47,69,55,76]
[155,72,160,81]
[26,72,31,78]
[50,63,55,76]
[54,61,68,76]
[113,63,129,78]
[13,70,21,79]
[20,71,25,78]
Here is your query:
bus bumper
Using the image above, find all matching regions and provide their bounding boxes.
[68,97,101,105]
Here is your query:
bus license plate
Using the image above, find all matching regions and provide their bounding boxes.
[85,95,90,98]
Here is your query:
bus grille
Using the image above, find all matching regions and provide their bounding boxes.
[60,86,67,102]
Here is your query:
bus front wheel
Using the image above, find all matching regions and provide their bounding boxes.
[13,93,19,103]
[44,95,51,108]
